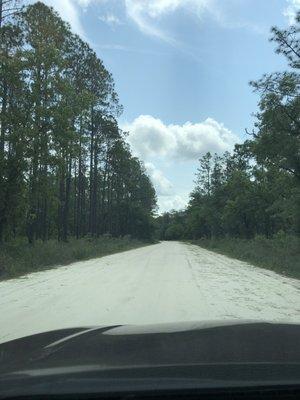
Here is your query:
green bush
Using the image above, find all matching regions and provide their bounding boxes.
[192,234,300,279]
[0,236,148,280]
[165,224,185,240]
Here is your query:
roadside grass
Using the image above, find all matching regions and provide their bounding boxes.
[0,236,151,280]
[190,233,300,279]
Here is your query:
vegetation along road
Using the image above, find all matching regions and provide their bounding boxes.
[0,241,299,344]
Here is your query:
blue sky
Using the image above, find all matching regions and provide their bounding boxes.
[41,0,299,212]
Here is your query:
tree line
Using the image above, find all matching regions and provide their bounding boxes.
[158,14,300,241]
[0,1,157,243]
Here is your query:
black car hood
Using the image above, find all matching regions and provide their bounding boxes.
[0,321,300,396]
[1,320,300,373]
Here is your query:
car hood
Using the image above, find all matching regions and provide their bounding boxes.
[1,320,300,375]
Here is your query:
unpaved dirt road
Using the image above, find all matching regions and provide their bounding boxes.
[0,241,299,343]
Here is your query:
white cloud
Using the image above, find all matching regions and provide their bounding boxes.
[30,0,264,46]
[158,193,189,212]
[124,115,176,158]
[99,13,122,26]
[283,0,300,24]
[144,157,189,213]
[77,0,94,6]
[123,0,264,42]
[41,0,218,45]
[125,115,239,161]
[145,162,173,196]
[124,114,239,212]
[141,162,188,212]
[143,161,188,212]
[125,0,213,20]
[124,0,213,44]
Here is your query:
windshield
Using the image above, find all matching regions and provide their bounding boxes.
[0,0,299,378]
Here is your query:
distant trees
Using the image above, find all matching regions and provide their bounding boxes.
[157,211,186,240]
[159,144,298,240]
[158,14,300,241]
[0,2,157,243]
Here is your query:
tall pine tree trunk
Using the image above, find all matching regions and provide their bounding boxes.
[0,79,7,242]
[62,157,72,241]
[88,107,94,234]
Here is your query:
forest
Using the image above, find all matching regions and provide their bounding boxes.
[0,1,299,278]
[157,13,300,277]
[0,1,157,246]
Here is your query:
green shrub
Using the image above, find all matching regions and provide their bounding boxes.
[0,237,148,280]
[192,234,300,279]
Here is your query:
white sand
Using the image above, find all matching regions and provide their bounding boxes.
[0,241,299,343]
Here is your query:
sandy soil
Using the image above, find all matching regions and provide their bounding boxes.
[0,241,299,343]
